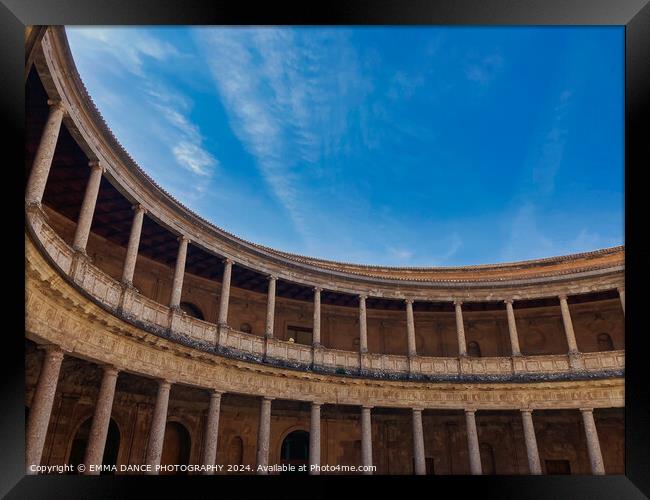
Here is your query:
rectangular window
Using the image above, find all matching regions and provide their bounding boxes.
[287,325,313,345]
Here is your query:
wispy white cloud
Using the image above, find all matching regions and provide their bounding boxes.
[464,52,504,85]
[144,81,218,179]
[531,89,573,195]
[501,203,555,261]
[67,27,218,194]
[67,27,180,77]
[429,231,464,265]
[195,27,368,242]
[387,247,414,262]
[387,70,425,100]
[501,203,620,262]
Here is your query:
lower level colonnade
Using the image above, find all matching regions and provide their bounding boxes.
[25,345,621,476]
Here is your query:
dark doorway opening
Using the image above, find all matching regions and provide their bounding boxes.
[280,430,309,474]
[160,421,191,475]
[68,417,120,474]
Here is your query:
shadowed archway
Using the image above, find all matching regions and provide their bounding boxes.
[280,430,309,474]
[67,417,120,474]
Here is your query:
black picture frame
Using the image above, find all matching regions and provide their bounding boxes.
[3,0,649,498]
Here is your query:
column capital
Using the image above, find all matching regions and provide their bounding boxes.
[88,160,106,173]
[359,293,368,300]
[520,408,534,415]
[504,298,514,305]
[131,203,147,214]
[412,407,424,413]
[311,401,323,408]
[101,364,120,377]
[37,343,66,360]
[268,274,278,282]
[223,258,234,265]
[405,298,414,305]
[177,234,189,243]
[361,405,373,410]
[454,299,463,307]
[158,379,172,390]
[208,389,224,398]
[579,407,594,414]
[262,396,275,402]
[313,286,322,293]
[558,294,568,301]
[464,408,477,415]
[47,98,66,113]
[617,286,624,293]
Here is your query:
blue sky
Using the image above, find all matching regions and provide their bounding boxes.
[66,26,623,266]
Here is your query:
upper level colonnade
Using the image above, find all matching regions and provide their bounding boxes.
[25,26,625,380]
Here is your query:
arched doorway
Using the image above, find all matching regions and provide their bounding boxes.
[280,430,309,474]
[160,421,191,475]
[67,417,120,474]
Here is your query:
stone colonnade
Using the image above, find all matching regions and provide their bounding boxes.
[25,347,609,476]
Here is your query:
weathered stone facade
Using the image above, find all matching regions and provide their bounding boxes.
[24,26,625,475]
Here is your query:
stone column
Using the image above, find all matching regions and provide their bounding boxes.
[406,299,417,356]
[359,294,368,353]
[265,276,277,337]
[25,346,65,474]
[25,99,66,205]
[361,406,373,475]
[218,259,233,325]
[309,403,321,475]
[505,299,522,356]
[256,397,273,474]
[169,236,189,309]
[121,204,146,286]
[465,409,482,475]
[83,365,119,474]
[72,161,104,253]
[412,408,426,475]
[559,295,579,354]
[618,287,625,315]
[200,390,223,474]
[455,301,468,356]
[313,287,322,346]
[144,380,171,474]
[581,408,605,475]
[520,410,541,474]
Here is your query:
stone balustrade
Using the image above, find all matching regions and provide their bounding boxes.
[26,209,625,383]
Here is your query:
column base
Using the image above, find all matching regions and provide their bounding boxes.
[25,201,49,221]
[312,344,324,368]
[117,281,138,314]
[407,355,420,378]
[359,351,371,374]
[168,307,183,333]
[511,355,526,375]
[568,351,585,371]
[70,250,90,284]
[459,355,472,375]
[216,323,229,347]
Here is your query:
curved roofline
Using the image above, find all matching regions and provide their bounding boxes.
[47,26,623,281]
